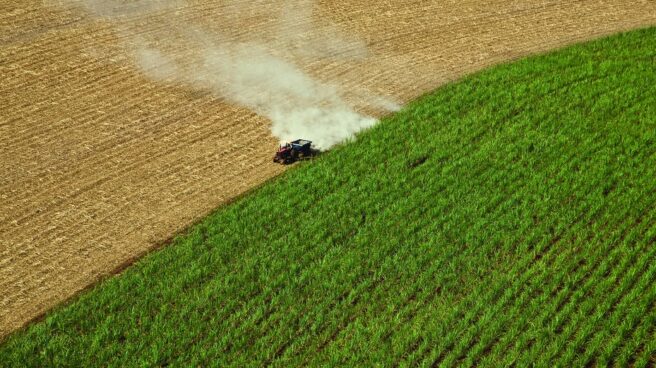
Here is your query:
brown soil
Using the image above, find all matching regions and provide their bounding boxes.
[1,0,654,339]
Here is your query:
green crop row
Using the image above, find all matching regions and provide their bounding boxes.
[1,27,655,367]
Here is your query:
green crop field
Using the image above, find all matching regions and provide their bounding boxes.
[2,27,656,367]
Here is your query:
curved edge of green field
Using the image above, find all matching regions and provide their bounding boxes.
[2,27,656,367]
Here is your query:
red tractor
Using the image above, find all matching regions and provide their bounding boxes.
[273,139,315,164]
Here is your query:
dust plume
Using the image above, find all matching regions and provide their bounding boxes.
[69,0,399,149]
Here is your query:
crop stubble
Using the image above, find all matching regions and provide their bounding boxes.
[1,0,655,338]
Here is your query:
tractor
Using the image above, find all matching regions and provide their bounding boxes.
[273,139,315,164]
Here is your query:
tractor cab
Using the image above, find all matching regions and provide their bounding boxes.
[276,143,291,155]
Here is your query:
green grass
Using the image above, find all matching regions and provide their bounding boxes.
[2,27,656,367]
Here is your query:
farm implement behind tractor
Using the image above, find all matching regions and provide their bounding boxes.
[273,139,317,164]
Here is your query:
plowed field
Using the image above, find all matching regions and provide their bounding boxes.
[1,0,655,338]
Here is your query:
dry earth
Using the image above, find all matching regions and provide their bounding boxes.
[1,0,655,339]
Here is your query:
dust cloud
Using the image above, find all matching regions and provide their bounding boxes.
[67,0,400,149]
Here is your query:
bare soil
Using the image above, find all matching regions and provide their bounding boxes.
[1,0,654,338]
